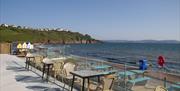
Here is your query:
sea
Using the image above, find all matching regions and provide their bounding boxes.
[41,42,180,74]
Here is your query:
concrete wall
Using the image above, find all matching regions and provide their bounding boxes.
[0,43,11,54]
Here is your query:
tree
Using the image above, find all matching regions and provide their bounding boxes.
[17,26,21,29]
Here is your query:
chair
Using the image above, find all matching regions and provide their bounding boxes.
[89,74,115,91]
[52,61,64,81]
[63,62,76,77]
[154,86,168,91]
[168,82,180,91]
[126,77,151,90]
[61,62,76,90]
[34,55,44,70]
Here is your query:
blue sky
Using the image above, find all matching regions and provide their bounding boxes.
[0,0,179,40]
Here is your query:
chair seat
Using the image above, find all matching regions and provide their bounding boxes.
[89,82,102,91]
[155,86,168,91]
[63,75,81,81]
[89,83,98,90]
[66,75,74,79]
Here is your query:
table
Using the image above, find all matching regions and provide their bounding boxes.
[70,70,114,91]
[118,71,136,88]
[50,57,66,61]
[118,71,135,77]
[25,56,35,70]
[92,65,112,71]
[130,70,146,77]
[118,71,136,80]
[42,58,53,82]
[130,70,145,74]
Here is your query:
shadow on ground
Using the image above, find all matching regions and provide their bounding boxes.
[15,74,65,91]
[26,86,62,91]
[6,66,27,72]
[15,75,45,83]
[6,60,68,91]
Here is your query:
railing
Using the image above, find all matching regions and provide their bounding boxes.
[29,47,180,91]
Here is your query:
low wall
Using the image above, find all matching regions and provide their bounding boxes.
[0,43,11,54]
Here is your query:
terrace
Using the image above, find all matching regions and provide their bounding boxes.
[1,47,180,91]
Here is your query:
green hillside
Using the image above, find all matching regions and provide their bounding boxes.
[0,25,98,44]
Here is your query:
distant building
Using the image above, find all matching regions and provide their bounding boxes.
[56,28,64,31]
[10,25,17,28]
[0,24,72,32]
[1,24,9,27]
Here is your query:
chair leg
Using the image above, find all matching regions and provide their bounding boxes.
[68,80,71,91]
[30,63,33,70]
[42,64,45,79]
[62,77,66,91]
[131,82,135,90]
[34,65,36,72]
[54,76,56,83]
[63,84,66,91]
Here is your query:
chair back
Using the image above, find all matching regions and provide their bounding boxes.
[53,61,64,71]
[35,56,43,64]
[63,62,76,76]
[53,61,64,77]
[154,86,168,91]
[102,75,115,91]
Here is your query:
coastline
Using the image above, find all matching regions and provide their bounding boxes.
[72,55,180,84]
[32,40,101,45]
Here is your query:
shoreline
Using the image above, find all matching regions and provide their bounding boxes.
[102,59,180,83]
[72,55,180,84]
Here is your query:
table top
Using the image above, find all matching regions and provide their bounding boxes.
[130,70,145,74]
[118,71,135,76]
[70,70,113,78]
[26,53,43,57]
[92,65,112,70]
[43,58,53,64]
[43,61,53,64]
[26,56,35,58]
[26,53,34,57]
[51,57,67,61]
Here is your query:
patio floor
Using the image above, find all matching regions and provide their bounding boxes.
[0,54,76,91]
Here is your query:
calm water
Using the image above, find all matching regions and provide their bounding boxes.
[43,42,180,74]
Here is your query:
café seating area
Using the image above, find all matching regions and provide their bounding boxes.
[17,45,179,91]
[24,51,161,91]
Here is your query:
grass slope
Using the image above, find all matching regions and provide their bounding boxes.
[0,26,96,43]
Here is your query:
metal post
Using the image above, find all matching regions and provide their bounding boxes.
[124,62,126,91]
[164,77,166,88]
